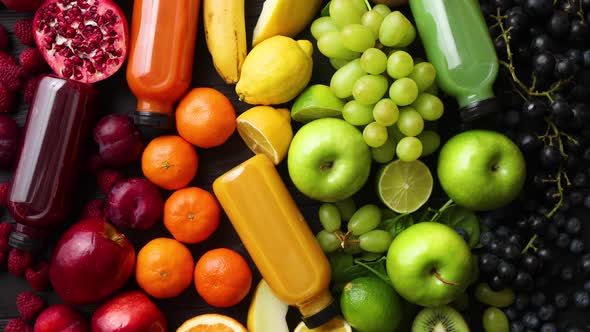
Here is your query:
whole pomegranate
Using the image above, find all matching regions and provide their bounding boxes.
[0,116,20,169]
[33,0,129,83]
[0,0,44,12]
[93,114,144,167]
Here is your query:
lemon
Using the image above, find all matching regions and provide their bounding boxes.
[253,0,323,46]
[237,106,293,165]
[247,280,289,332]
[236,36,313,105]
[291,84,345,123]
[294,317,352,332]
[377,159,433,213]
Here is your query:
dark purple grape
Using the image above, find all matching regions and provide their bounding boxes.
[560,265,574,281]
[498,261,517,282]
[581,254,590,275]
[524,0,553,17]
[517,132,542,153]
[548,11,570,37]
[570,19,590,42]
[540,323,557,332]
[522,99,548,119]
[480,253,500,273]
[556,232,571,249]
[538,304,556,321]
[567,190,584,207]
[584,49,590,67]
[531,291,547,307]
[543,224,559,241]
[539,145,563,169]
[504,306,520,321]
[514,271,535,291]
[523,311,541,329]
[570,239,585,254]
[534,53,556,77]
[572,103,590,124]
[567,49,584,67]
[531,33,554,53]
[515,293,531,310]
[554,292,569,309]
[523,254,541,273]
[554,58,575,79]
[565,217,582,234]
[510,322,525,332]
[573,291,590,308]
[490,275,506,291]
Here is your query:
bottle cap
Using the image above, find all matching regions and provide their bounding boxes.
[8,223,47,253]
[133,111,175,129]
[301,300,339,329]
[459,98,499,123]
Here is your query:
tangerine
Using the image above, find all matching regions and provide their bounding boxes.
[141,135,198,190]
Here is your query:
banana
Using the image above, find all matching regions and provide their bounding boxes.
[203,0,247,84]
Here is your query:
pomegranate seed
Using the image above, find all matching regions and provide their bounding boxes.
[84,60,95,74]
[89,6,97,13]
[72,57,83,66]
[61,67,73,78]
[73,67,83,80]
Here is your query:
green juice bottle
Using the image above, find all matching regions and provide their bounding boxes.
[410,0,499,122]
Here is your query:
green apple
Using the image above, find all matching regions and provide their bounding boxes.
[386,222,473,307]
[287,118,371,202]
[437,130,526,211]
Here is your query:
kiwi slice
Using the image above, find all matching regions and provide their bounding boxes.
[412,305,470,332]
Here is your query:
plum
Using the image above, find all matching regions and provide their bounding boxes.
[0,116,20,169]
[106,178,163,230]
[34,304,89,332]
[93,114,143,168]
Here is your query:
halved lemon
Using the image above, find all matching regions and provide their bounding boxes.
[236,106,293,165]
[176,313,247,332]
[294,316,352,332]
[247,279,289,332]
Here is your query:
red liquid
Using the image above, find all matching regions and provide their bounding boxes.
[8,76,96,251]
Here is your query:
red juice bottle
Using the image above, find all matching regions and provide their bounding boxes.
[8,76,97,252]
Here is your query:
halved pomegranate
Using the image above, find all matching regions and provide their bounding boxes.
[33,0,129,84]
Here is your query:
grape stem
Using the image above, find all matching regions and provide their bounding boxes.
[545,168,570,219]
[428,199,455,223]
[363,0,371,11]
[521,234,538,254]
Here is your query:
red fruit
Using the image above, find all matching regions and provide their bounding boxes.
[23,75,41,104]
[20,48,47,76]
[49,218,136,305]
[33,0,129,83]
[0,251,6,265]
[0,182,10,205]
[17,291,45,321]
[86,151,104,174]
[0,51,18,67]
[14,18,34,46]
[0,116,20,168]
[34,304,90,332]
[93,114,144,168]
[97,168,124,194]
[79,199,106,220]
[8,248,34,277]
[0,64,24,92]
[0,25,9,51]
[26,261,50,292]
[0,221,12,240]
[5,318,33,332]
[91,291,167,332]
[0,84,16,113]
[106,178,163,230]
[0,0,44,12]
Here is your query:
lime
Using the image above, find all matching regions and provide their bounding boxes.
[340,277,403,332]
[291,84,345,123]
[377,159,433,213]
[294,317,352,332]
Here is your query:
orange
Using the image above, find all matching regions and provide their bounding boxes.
[142,135,198,190]
[135,238,195,299]
[176,314,247,332]
[164,187,221,244]
[194,248,252,308]
[176,87,237,148]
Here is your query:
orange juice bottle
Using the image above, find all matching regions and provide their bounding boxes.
[213,154,337,329]
[126,0,200,129]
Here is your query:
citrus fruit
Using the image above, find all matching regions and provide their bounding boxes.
[377,159,433,213]
[252,0,323,46]
[164,187,221,244]
[236,36,313,105]
[194,248,252,308]
[291,84,345,123]
[176,87,236,149]
[247,279,289,332]
[135,238,194,299]
[177,313,247,332]
[340,277,403,332]
[293,317,352,332]
[236,106,293,165]
[141,135,198,190]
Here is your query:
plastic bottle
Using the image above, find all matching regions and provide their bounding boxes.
[8,76,97,252]
[409,0,499,122]
[126,0,200,129]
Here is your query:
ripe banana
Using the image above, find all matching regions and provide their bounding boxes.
[203,0,247,84]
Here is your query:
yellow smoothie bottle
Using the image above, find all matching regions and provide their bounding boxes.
[213,154,337,329]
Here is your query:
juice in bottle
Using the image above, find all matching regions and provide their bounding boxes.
[213,154,337,329]
[126,0,200,129]
[8,76,97,252]
[410,0,499,122]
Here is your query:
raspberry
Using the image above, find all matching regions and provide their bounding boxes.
[0,24,9,51]
[16,291,45,321]
[19,48,47,76]
[14,18,34,46]
[25,261,50,292]
[79,199,106,220]
[5,318,33,332]
[0,221,12,240]
[0,83,16,113]
[0,64,24,92]
[23,75,41,104]
[8,248,34,277]
[0,51,17,67]
[97,169,125,195]
[0,181,10,206]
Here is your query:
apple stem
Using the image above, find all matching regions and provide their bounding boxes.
[432,269,459,286]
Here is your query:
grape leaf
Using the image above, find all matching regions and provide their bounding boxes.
[329,253,390,292]
[438,205,480,248]
[381,213,415,238]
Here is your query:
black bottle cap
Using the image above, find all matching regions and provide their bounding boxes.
[459,98,499,124]
[301,300,339,329]
[133,111,175,129]
[8,224,47,253]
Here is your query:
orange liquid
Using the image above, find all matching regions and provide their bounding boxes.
[126,0,200,116]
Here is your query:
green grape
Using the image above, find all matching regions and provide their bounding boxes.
[372,98,399,126]
[379,11,412,47]
[397,107,424,137]
[359,251,383,261]
[412,93,444,121]
[341,24,375,52]
[361,10,384,38]
[330,58,350,70]
[398,24,416,47]
[319,203,342,232]
[343,236,362,255]
[389,77,418,106]
[318,31,360,60]
[418,130,441,157]
[372,4,391,17]
[408,62,436,92]
[352,74,388,105]
[342,100,374,125]
[360,48,387,74]
[348,204,382,235]
[387,123,405,142]
[334,198,356,221]
[311,16,338,40]
[396,136,423,162]
[371,137,396,163]
[482,307,510,332]
[330,59,366,98]
[387,50,414,79]
[359,230,393,253]
[316,230,341,253]
[330,0,364,28]
[425,83,438,95]
[350,0,369,13]
[363,122,388,148]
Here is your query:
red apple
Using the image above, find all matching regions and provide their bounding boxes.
[49,218,135,305]
[91,291,167,332]
[34,304,89,332]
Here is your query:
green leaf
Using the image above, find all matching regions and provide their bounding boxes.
[321,1,331,16]
[382,213,415,238]
[438,206,480,248]
[329,253,390,292]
